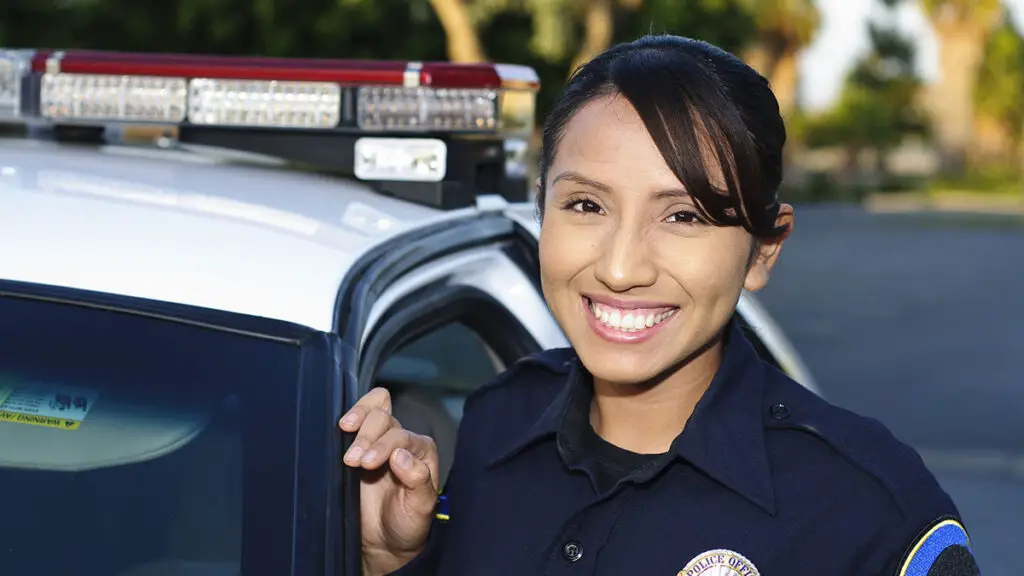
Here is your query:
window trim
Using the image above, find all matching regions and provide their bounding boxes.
[357,280,541,391]
[332,212,538,576]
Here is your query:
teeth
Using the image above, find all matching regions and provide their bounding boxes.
[588,300,677,332]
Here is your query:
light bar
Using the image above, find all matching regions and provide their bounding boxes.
[5,49,539,134]
[188,79,341,129]
[0,50,33,119]
[357,86,497,131]
[41,73,188,123]
[0,48,541,204]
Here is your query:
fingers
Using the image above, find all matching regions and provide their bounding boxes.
[339,387,392,432]
[343,406,398,468]
[390,448,439,514]
[338,387,440,494]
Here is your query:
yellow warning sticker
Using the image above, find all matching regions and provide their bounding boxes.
[0,381,98,431]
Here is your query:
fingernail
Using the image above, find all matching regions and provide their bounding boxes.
[345,446,363,462]
[361,449,378,463]
[395,448,412,469]
[340,413,357,427]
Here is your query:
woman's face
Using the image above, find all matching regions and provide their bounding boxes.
[538,93,793,386]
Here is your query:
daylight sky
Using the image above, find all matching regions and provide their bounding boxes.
[799,0,1024,111]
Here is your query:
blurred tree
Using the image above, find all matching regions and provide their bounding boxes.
[920,0,1002,174]
[742,0,821,117]
[974,7,1024,168]
[803,7,927,182]
[619,0,757,56]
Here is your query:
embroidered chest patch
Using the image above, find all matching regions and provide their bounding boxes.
[678,549,761,576]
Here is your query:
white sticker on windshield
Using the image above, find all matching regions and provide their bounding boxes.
[0,382,99,431]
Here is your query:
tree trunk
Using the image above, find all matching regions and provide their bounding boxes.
[927,27,989,174]
[570,0,614,73]
[430,0,487,63]
[743,42,780,82]
[769,49,799,117]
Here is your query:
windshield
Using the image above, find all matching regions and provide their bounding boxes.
[0,290,306,576]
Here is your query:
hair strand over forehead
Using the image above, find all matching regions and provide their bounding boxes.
[538,34,788,240]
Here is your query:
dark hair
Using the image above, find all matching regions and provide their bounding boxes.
[538,34,788,239]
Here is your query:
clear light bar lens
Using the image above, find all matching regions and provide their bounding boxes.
[41,73,188,122]
[0,50,31,119]
[354,137,447,182]
[188,79,341,129]
[357,86,497,131]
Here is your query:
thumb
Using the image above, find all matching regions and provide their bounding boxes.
[390,448,437,515]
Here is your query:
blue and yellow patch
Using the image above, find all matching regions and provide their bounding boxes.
[898,518,973,576]
[434,493,450,522]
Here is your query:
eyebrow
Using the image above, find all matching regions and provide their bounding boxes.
[551,171,613,193]
[551,171,693,201]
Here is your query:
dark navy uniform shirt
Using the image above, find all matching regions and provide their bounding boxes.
[391,320,979,575]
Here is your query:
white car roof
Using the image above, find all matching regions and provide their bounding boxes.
[0,137,454,331]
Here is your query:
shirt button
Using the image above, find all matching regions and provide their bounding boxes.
[770,403,790,420]
[563,541,583,562]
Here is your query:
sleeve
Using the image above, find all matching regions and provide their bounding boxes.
[886,515,980,576]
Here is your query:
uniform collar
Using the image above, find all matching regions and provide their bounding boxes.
[487,319,776,515]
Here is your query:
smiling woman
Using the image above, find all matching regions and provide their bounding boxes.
[344,34,979,576]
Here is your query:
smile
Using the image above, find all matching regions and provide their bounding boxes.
[582,295,679,343]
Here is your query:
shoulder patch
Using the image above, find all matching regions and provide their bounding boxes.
[897,518,975,576]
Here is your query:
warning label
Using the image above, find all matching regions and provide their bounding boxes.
[0,382,98,431]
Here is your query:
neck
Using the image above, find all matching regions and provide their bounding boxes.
[589,335,725,454]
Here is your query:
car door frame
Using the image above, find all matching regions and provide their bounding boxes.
[330,205,559,576]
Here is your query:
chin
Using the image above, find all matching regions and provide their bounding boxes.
[574,338,672,387]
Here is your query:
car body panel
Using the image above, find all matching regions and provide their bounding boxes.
[0,138,449,331]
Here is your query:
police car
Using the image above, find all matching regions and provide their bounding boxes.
[0,49,818,575]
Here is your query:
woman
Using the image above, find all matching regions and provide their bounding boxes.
[340,35,978,576]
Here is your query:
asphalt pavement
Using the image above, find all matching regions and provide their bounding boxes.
[755,204,1024,573]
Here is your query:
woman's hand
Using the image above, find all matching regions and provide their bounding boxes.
[340,387,440,576]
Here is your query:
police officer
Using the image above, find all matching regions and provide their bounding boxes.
[340,34,980,576]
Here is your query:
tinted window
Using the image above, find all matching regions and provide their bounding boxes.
[376,321,503,488]
[378,321,500,421]
[0,293,304,576]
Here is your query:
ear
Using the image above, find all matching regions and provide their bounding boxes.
[743,203,794,292]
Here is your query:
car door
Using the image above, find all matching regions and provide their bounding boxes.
[354,229,567,485]
[332,207,563,576]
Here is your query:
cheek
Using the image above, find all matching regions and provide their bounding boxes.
[539,216,600,285]
[652,232,751,300]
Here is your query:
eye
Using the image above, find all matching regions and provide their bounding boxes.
[665,210,704,225]
[565,198,603,214]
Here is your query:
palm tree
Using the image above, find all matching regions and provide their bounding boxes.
[743,0,822,117]
[920,0,1002,173]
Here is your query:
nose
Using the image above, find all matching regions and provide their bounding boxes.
[594,223,658,292]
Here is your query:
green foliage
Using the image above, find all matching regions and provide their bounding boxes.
[975,11,1024,146]
[804,10,927,153]
[621,0,757,55]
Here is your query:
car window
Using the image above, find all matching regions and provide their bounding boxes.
[376,321,504,488]
[378,321,501,422]
[0,293,304,576]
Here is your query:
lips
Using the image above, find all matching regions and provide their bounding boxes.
[582,294,679,343]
